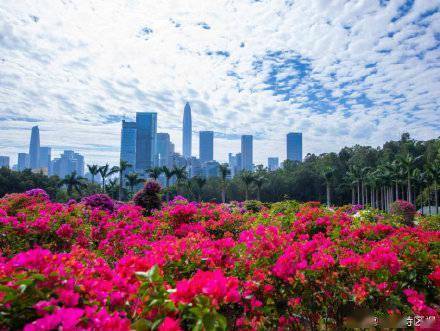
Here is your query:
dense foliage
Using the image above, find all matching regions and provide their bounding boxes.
[1,134,439,209]
[0,190,438,330]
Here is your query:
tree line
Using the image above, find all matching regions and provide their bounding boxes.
[0,133,439,212]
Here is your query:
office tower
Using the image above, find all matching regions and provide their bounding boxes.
[0,156,10,168]
[287,132,303,162]
[29,126,40,169]
[235,153,242,174]
[120,120,137,174]
[136,112,157,171]
[51,150,85,178]
[188,157,202,178]
[156,133,172,167]
[203,160,220,178]
[182,102,192,158]
[268,157,279,171]
[39,147,51,173]
[199,131,214,163]
[241,135,253,171]
[74,152,85,176]
[17,153,29,171]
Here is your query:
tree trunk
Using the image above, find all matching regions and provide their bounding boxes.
[257,188,261,202]
[375,189,379,210]
[435,181,438,215]
[166,178,170,202]
[357,182,360,204]
[428,188,431,215]
[407,176,411,203]
[221,188,226,203]
[351,187,355,205]
[119,171,123,201]
[326,183,331,207]
[245,186,249,201]
[395,182,398,201]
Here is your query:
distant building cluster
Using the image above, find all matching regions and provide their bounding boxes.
[119,102,303,182]
[4,125,85,178]
[0,103,303,180]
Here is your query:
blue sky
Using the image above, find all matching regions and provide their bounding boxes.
[0,0,439,166]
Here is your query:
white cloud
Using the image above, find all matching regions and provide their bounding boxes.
[0,0,439,167]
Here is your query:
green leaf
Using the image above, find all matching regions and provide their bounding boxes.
[131,319,150,331]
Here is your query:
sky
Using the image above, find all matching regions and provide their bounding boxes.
[0,0,439,167]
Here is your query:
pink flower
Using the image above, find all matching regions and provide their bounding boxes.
[56,223,74,239]
[159,317,182,331]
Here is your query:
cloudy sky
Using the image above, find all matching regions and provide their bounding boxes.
[0,0,439,167]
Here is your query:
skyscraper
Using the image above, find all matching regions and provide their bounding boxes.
[136,112,157,171]
[287,132,302,162]
[156,133,172,167]
[51,150,84,178]
[17,153,29,171]
[120,120,137,173]
[29,126,40,169]
[182,102,192,158]
[241,135,253,171]
[199,131,214,163]
[268,157,279,171]
[0,156,10,168]
[39,147,51,173]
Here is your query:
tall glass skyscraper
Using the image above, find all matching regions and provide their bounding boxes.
[29,126,40,169]
[136,113,157,171]
[182,102,192,158]
[120,120,137,173]
[18,153,29,171]
[39,147,51,173]
[199,131,214,163]
[241,135,253,171]
[156,132,171,167]
[287,132,302,162]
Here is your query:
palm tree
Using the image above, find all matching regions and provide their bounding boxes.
[61,172,85,196]
[125,173,143,196]
[173,165,187,196]
[346,167,358,205]
[112,160,132,201]
[253,175,266,201]
[426,160,440,214]
[98,164,118,191]
[322,167,335,207]
[87,164,100,184]
[162,166,175,202]
[106,178,119,200]
[218,163,230,203]
[192,176,206,202]
[240,171,254,201]
[147,167,163,180]
[398,153,422,203]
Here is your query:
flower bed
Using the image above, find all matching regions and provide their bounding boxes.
[0,191,439,330]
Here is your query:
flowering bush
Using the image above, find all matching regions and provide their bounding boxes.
[390,200,416,225]
[0,193,438,330]
[81,193,115,212]
[133,180,161,214]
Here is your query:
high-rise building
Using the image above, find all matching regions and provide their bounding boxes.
[39,147,51,173]
[203,160,220,178]
[199,131,214,163]
[0,156,10,168]
[120,120,137,173]
[17,153,29,171]
[287,132,302,162]
[182,102,192,158]
[241,135,253,171]
[136,112,157,171]
[156,133,172,167]
[51,150,84,178]
[268,157,279,171]
[29,126,40,169]
[235,153,242,174]
[187,157,202,178]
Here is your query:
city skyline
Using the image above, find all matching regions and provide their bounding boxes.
[1,1,438,167]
